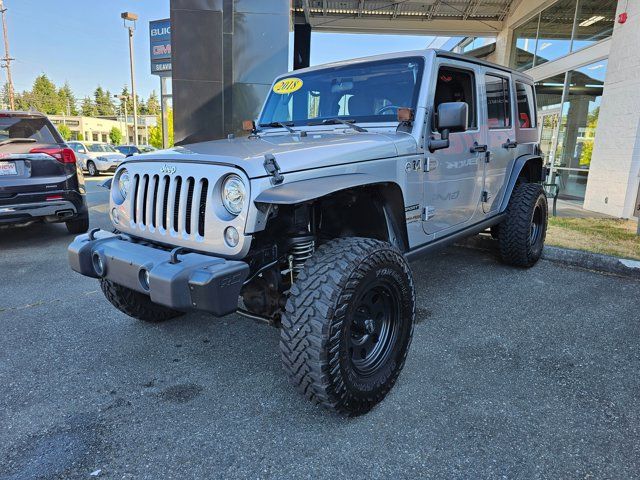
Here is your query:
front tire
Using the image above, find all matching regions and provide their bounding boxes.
[100,279,184,322]
[87,161,97,176]
[498,183,548,267]
[280,237,415,416]
[65,214,89,234]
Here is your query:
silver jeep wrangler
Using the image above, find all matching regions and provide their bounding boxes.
[69,50,547,415]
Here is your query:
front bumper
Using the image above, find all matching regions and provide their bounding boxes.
[68,230,249,316]
[95,161,121,172]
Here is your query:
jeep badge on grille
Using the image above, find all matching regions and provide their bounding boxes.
[160,164,176,174]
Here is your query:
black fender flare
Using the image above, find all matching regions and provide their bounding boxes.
[253,173,409,251]
[499,154,543,213]
[255,173,390,204]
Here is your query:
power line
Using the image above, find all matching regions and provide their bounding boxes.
[0,0,15,110]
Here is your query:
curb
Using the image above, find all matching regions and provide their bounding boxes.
[456,235,640,280]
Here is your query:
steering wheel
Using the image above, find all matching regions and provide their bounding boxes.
[375,105,402,115]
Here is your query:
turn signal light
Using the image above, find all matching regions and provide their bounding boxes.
[30,147,76,164]
[397,108,415,123]
[242,120,256,132]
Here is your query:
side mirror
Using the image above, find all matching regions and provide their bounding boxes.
[429,102,468,152]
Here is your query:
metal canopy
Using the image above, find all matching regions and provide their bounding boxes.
[293,0,515,36]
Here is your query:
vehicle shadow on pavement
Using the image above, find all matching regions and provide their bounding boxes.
[0,222,73,251]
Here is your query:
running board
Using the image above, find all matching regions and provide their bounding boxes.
[404,215,505,263]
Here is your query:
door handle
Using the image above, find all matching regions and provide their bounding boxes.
[470,142,487,153]
[502,139,518,149]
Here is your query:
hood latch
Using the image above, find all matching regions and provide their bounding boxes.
[263,154,284,185]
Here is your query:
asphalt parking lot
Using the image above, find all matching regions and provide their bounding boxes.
[1,176,639,479]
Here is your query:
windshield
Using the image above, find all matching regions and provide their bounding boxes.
[0,116,57,143]
[259,57,424,128]
[87,143,117,153]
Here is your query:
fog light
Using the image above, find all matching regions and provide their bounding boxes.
[92,253,105,276]
[111,207,120,225]
[224,226,239,247]
[139,269,150,290]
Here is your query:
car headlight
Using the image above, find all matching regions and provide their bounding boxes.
[117,169,130,199]
[221,174,246,215]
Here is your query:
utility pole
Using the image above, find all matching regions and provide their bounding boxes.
[0,0,15,110]
[121,12,139,146]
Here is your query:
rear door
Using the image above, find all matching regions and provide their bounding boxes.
[0,115,70,196]
[481,70,516,214]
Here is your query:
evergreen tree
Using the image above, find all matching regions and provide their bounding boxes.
[58,82,78,115]
[93,86,115,116]
[146,91,160,115]
[81,96,97,117]
[24,74,62,114]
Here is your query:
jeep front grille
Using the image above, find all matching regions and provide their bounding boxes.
[130,173,209,238]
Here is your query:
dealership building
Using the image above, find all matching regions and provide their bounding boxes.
[169,0,639,219]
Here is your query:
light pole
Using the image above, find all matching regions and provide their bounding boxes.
[114,94,128,143]
[121,12,138,146]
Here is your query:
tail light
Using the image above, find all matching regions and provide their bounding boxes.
[30,147,76,164]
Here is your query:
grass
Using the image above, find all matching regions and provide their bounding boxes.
[547,217,640,260]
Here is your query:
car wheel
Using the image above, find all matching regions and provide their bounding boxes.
[65,214,89,234]
[100,279,184,322]
[498,183,548,267]
[280,237,415,416]
[87,161,97,176]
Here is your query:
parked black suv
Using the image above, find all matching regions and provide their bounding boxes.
[0,111,89,234]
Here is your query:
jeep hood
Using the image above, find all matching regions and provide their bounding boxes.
[127,131,418,179]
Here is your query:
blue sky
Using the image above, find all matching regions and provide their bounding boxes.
[5,1,449,102]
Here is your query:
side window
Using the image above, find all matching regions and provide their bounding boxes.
[515,81,536,128]
[485,75,511,129]
[433,67,477,130]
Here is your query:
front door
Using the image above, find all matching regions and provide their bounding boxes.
[481,71,516,214]
[423,62,484,236]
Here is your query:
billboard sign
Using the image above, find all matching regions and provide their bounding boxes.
[150,18,171,76]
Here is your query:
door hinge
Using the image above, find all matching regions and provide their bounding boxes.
[481,191,492,203]
[422,206,436,221]
[423,157,437,172]
[484,151,491,163]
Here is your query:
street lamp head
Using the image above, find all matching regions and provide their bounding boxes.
[121,12,138,21]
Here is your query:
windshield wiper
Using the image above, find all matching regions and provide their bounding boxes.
[308,118,367,132]
[258,121,298,135]
[0,138,37,146]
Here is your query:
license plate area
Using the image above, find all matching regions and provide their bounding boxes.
[0,161,17,176]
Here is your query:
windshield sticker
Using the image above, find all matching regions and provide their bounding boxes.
[273,77,303,94]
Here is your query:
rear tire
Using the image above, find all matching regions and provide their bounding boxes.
[280,237,415,416]
[87,161,97,176]
[498,183,548,267]
[65,214,89,234]
[100,279,184,322]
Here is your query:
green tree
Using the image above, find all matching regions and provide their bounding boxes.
[81,96,97,117]
[58,124,72,140]
[23,74,62,114]
[109,126,123,145]
[146,90,160,115]
[148,109,173,148]
[93,86,115,116]
[77,132,84,141]
[58,82,78,115]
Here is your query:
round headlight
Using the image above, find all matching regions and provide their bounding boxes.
[118,169,130,199]
[221,174,246,215]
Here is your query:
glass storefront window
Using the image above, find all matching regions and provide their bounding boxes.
[511,14,540,70]
[534,0,577,66]
[510,0,616,71]
[572,0,617,52]
[552,59,607,200]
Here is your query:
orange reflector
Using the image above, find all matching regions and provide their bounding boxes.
[242,120,255,132]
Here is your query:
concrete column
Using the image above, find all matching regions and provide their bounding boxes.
[170,0,289,144]
[584,1,640,218]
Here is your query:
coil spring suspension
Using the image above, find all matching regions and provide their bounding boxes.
[286,235,315,283]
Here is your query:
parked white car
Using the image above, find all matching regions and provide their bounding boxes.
[67,141,126,176]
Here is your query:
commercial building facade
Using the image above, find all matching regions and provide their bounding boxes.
[49,115,157,145]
